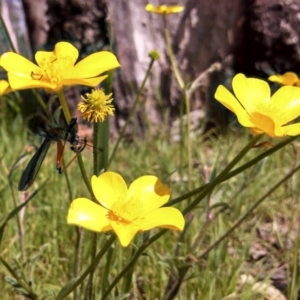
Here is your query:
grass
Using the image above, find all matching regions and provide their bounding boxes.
[1,107,300,300]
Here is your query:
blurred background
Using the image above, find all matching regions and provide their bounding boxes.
[1,0,300,136]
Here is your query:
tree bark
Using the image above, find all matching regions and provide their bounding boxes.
[17,0,300,135]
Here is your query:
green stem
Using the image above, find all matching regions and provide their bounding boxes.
[93,121,101,175]
[57,89,72,123]
[85,90,111,299]
[163,16,184,90]
[108,57,156,167]
[85,232,97,300]
[56,89,93,195]
[101,136,299,299]
[61,168,83,300]
[73,227,84,300]
[0,256,39,299]
[183,134,263,214]
[93,118,109,174]
[101,230,166,300]
[55,235,116,300]
[32,89,48,113]
[8,181,25,262]
[198,161,300,260]
[168,135,297,207]
[183,92,192,190]
[163,16,192,189]
[0,13,17,52]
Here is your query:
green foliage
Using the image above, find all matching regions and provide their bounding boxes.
[0,103,299,299]
[0,11,299,299]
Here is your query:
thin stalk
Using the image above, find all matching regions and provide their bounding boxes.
[198,162,300,260]
[85,120,101,300]
[84,232,97,300]
[183,92,192,190]
[57,89,72,123]
[55,235,116,300]
[183,134,263,214]
[84,123,100,300]
[163,16,192,189]
[0,256,39,299]
[101,230,166,300]
[108,57,156,167]
[179,100,184,177]
[169,134,296,207]
[57,89,93,195]
[93,118,109,174]
[163,16,184,90]
[101,245,114,295]
[73,227,84,300]
[86,95,110,299]
[33,90,48,113]
[0,13,17,52]
[8,183,25,262]
[101,135,296,299]
[61,160,83,300]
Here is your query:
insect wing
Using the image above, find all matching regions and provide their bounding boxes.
[18,138,51,191]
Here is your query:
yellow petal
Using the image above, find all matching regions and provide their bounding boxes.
[0,52,40,76]
[268,72,298,86]
[62,75,108,88]
[270,86,300,124]
[0,80,12,95]
[139,207,185,231]
[92,172,128,209]
[54,41,79,61]
[35,50,56,67]
[110,222,140,247]
[250,112,275,137]
[128,175,170,211]
[67,198,110,232]
[145,3,184,14]
[35,41,79,67]
[276,122,300,136]
[145,3,164,13]
[214,85,254,127]
[232,73,270,109]
[8,72,56,90]
[165,5,184,14]
[73,52,120,79]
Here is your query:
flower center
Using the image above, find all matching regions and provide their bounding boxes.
[78,89,114,122]
[250,112,275,136]
[106,197,144,225]
[33,54,74,87]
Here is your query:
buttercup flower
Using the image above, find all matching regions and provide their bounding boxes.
[215,73,300,137]
[0,80,13,96]
[0,42,120,91]
[268,72,300,87]
[78,89,114,122]
[67,172,185,247]
[145,3,184,14]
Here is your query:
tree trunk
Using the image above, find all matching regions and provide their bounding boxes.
[108,0,243,135]
[10,0,299,136]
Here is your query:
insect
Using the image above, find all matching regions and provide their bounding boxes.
[18,117,87,191]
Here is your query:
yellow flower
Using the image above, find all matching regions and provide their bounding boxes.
[0,80,13,96]
[214,73,300,137]
[268,72,300,86]
[145,3,184,14]
[0,42,120,92]
[78,89,114,122]
[67,171,185,247]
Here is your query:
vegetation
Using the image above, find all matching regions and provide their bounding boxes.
[1,4,300,300]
